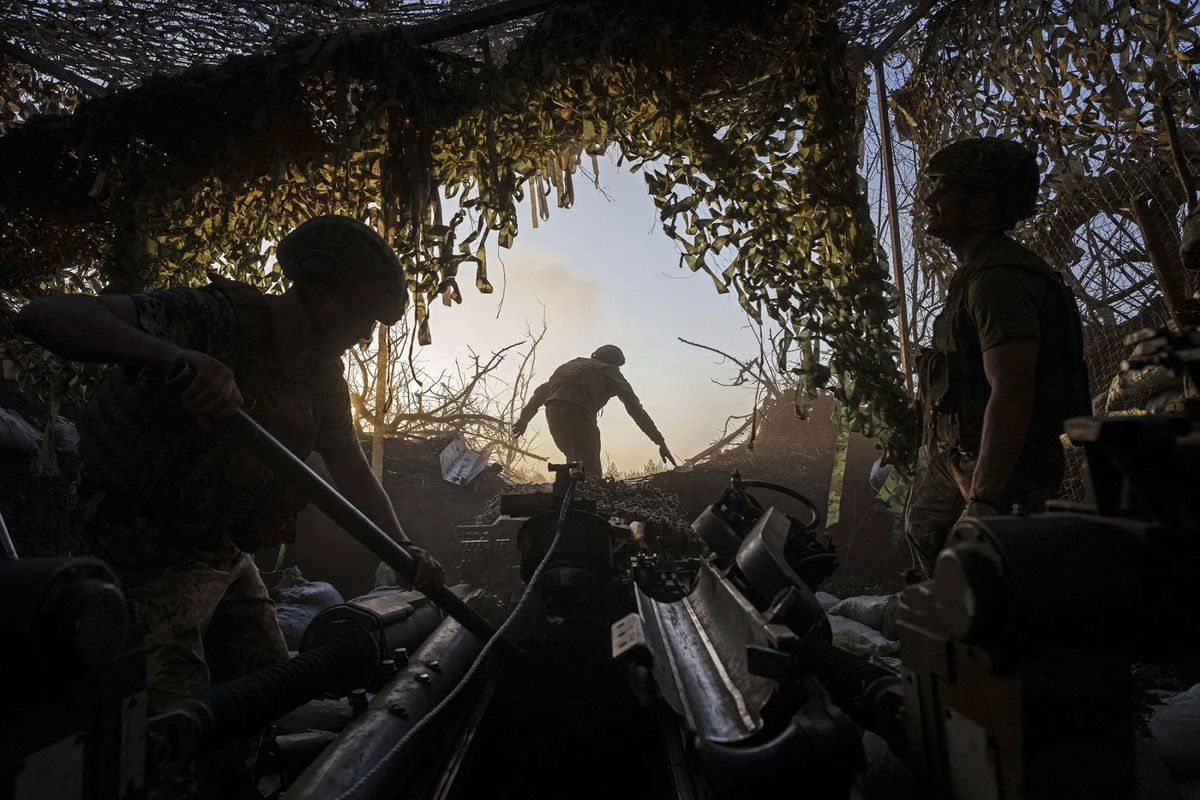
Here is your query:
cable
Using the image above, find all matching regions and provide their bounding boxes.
[335,472,580,800]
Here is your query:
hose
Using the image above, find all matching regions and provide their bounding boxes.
[334,471,581,800]
[790,637,896,706]
[180,639,373,745]
[740,479,821,532]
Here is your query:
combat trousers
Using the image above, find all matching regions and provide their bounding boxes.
[904,443,1063,576]
[544,399,604,481]
[81,512,289,799]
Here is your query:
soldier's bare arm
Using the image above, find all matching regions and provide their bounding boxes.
[16,294,179,366]
[323,443,445,594]
[966,339,1039,516]
[14,294,242,418]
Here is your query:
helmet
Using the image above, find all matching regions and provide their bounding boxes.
[591,344,625,366]
[277,215,408,325]
[924,137,1040,226]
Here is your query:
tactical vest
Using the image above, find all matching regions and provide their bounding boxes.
[918,239,1091,456]
[78,277,321,553]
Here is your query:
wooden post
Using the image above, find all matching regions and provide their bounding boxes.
[371,209,392,481]
[1129,194,1198,327]
[370,321,388,480]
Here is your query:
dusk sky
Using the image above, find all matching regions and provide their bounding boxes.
[415,155,764,475]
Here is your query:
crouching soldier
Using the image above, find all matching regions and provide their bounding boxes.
[15,215,444,796]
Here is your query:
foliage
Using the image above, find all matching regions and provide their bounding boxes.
[1,0,914,466]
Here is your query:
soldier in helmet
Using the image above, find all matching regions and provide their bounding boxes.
[906,138,1090,574]
[512,345,676,480]
[14,215,445,723]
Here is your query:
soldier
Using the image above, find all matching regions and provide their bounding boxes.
[512,345,675,480]
[14,216,444,779]
[906,138,1091,574]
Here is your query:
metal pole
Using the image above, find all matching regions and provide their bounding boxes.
[874,60,913,393]
[1130,193,1197,327]
[225,408,503,648]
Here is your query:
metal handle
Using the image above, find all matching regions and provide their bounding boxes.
[164,364,502,647]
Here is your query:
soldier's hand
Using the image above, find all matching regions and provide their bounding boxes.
[405,544,444,594]
[175,350,243,419]
[512,419,528,438]
[404,543,445,595]
[658,443,678,466]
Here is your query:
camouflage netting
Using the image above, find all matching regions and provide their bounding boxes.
[2,0,923,469]
[8,1,1195,503]
[0,379,82,558]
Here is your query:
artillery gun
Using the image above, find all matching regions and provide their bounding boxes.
[5,325,1200,798]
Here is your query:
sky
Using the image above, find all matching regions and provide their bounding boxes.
[413,155,764,475]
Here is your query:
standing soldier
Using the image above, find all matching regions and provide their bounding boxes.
[906,138,1091,574]
[15,215,444,796]
[512,345,675,480]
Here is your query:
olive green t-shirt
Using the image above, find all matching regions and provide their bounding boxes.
[964,258,1047,352]
[937,234,1088,452]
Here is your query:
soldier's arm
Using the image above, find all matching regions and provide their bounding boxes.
[323,443,444,594]
[513,381,551,435]
[15,294,181,368]
[963,268,1045,514]
[967,340,1039,513]
[610,371,666,446]
[14,294,241,418]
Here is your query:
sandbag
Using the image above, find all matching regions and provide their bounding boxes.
[0,407,41,453]
[273,567,344,650]
[829,594,898,635]
[816,591,841,611]
[1150,683,1200,779]
[829,614,899,660]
